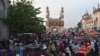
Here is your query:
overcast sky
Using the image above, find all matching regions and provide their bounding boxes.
[11,0,100,28]
[33,0,100,28]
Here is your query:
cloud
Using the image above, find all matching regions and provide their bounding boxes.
[34,0,100,28]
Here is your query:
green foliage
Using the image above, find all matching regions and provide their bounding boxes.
[77,22,81,29]
[4,0,46,35]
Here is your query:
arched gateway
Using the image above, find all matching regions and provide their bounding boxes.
[45,7,64,33]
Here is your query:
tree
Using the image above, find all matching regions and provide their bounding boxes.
[77,22,81,29]
[3,0,46,36]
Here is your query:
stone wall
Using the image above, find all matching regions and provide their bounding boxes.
[0,0,9,40]
[0,20,9,40]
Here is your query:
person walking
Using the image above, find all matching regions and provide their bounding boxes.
[19,42,25,56]
[94,41,99,56]
[50,43,56,56]
[85,43,92,56]
[65,45,71,56]
[72,43,80,56]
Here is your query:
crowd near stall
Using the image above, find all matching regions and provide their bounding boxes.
[0,32,100,56]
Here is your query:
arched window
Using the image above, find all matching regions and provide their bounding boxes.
[51,27,58,33]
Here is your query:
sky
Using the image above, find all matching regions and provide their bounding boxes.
[33,0,100,28]
[10,0,100,28]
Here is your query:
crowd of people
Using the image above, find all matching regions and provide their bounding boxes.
[39,33,100,56]
[0,32,100,56]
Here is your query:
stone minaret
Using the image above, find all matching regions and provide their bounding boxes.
[93,6,95,11]
[59,7,64,32]
[98,3,100,8]
[59,7,64,21]
[46,6,50,19]
[46,6,50,32]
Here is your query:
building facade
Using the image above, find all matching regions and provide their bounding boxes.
[81,4,100,32]
[0,0,9,40]
[45,7,64,33]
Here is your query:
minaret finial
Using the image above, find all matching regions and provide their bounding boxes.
[46,6,50,18]
[46,6,49,12]
[84,10,89,16]
[93,6,95,11]
[61,7,64,13]
[60,7,64,20]
[85,9,88,15]
[86,9,88,13]
[98,3,100,8]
